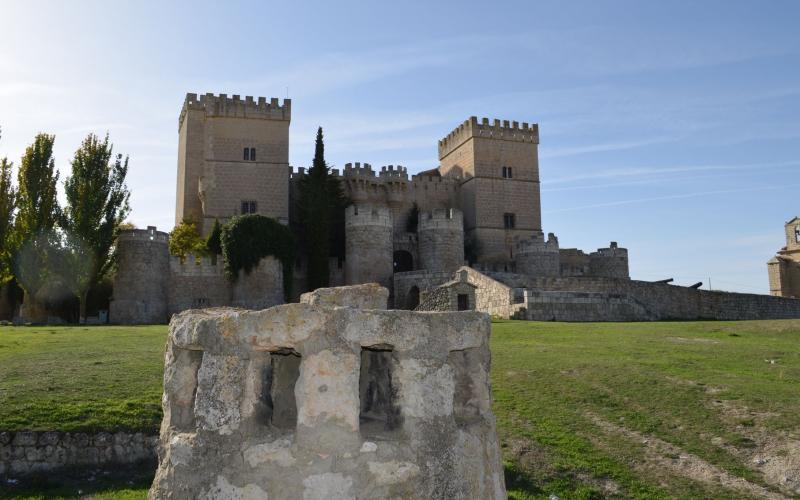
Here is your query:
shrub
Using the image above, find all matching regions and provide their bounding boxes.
[220,214,294,300]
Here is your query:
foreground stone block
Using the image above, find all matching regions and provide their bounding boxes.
[150,286,505,499]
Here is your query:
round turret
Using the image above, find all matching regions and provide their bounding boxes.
[109,226,170,324]
[418,208,464,273]
[515,232,560,277]
[345,204,394,288]
[589,242,629,279]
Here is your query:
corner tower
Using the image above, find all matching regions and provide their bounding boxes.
[176,93,291,234]
[438,117,541,264]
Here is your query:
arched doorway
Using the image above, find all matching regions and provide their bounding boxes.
[393,250,413,273]
[406,286,420,310]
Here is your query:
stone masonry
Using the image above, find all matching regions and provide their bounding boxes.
[149,284,506,499]
[768,216,800,298]
[110,227,284,324]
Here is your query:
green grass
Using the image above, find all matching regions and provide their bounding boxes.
[2,320,799,499]
[0,325,166,433]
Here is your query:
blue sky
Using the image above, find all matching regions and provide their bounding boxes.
[1,0,798,293]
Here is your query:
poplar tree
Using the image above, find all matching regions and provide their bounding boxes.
[13,133,60,320]
[297,127,347,290]
[61,133,130,322]
[0,129,17,284]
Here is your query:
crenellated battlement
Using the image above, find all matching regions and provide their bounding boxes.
[516,232,559,254]
[179,92,291,129]
[378,165,409,181]
[438,116,539,160]
[117,226,169,244]
[343,162,375,178]
[169,254,225,276]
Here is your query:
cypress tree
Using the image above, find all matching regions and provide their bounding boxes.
[297,127,348,290]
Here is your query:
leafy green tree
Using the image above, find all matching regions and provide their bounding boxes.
[206,218,223,255]
[297,127,348,290]
[0,128,17,285]
[13,133,60,321]
[169,219,207,260]
[60,133,131,322]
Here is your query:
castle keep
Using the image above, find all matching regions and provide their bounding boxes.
[109,93,800,323]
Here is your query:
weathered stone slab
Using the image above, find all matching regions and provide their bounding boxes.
[300,283,389,310]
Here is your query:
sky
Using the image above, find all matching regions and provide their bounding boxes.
[0,0,798,294]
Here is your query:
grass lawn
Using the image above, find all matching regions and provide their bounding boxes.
[0,325,165,433]
[1,320,799,499]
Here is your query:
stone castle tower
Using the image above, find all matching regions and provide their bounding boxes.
[438,117,542,263]
[176,93,291,234]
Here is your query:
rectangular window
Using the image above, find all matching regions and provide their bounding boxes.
[502,166,513,178]
[360,345,401,437]
[250,148,256,161]
[243,147,250,161]
[503,213,516,229]
[241,200,257,214]
[261,349,301,430]
[457,294,470,311]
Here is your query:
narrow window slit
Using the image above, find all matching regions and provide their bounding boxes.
[261,348,301,430]
[359,345,401,437]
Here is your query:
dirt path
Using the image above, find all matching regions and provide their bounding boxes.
[587,412,787,499]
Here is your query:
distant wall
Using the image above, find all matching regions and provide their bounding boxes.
[0,431,157,477]
[487,273,800,321]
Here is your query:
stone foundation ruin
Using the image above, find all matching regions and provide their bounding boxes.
[149,284,506,499]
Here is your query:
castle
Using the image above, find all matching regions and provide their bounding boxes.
[109,93,800,323]
[768,217,800,298]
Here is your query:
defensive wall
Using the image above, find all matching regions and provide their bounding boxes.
[397,267,800,321]
[484,272,800,321]
[110,227,284,324]
[0,431,156,477]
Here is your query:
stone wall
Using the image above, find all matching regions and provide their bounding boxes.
[150,286,506,499]
[393,270,453,310]
[0,431,157,477]
[484,272,800,321]
[111,228,285,324]
[461,267,526,318]
[522,291,653,322]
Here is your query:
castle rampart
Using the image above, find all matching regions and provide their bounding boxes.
[418,208,465,273]
[179,93,291,129]
[438,116,540,161]
[111,227,284,323]
[515,232,560,277]
[345,204,394,288]
[588,242,630,279]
